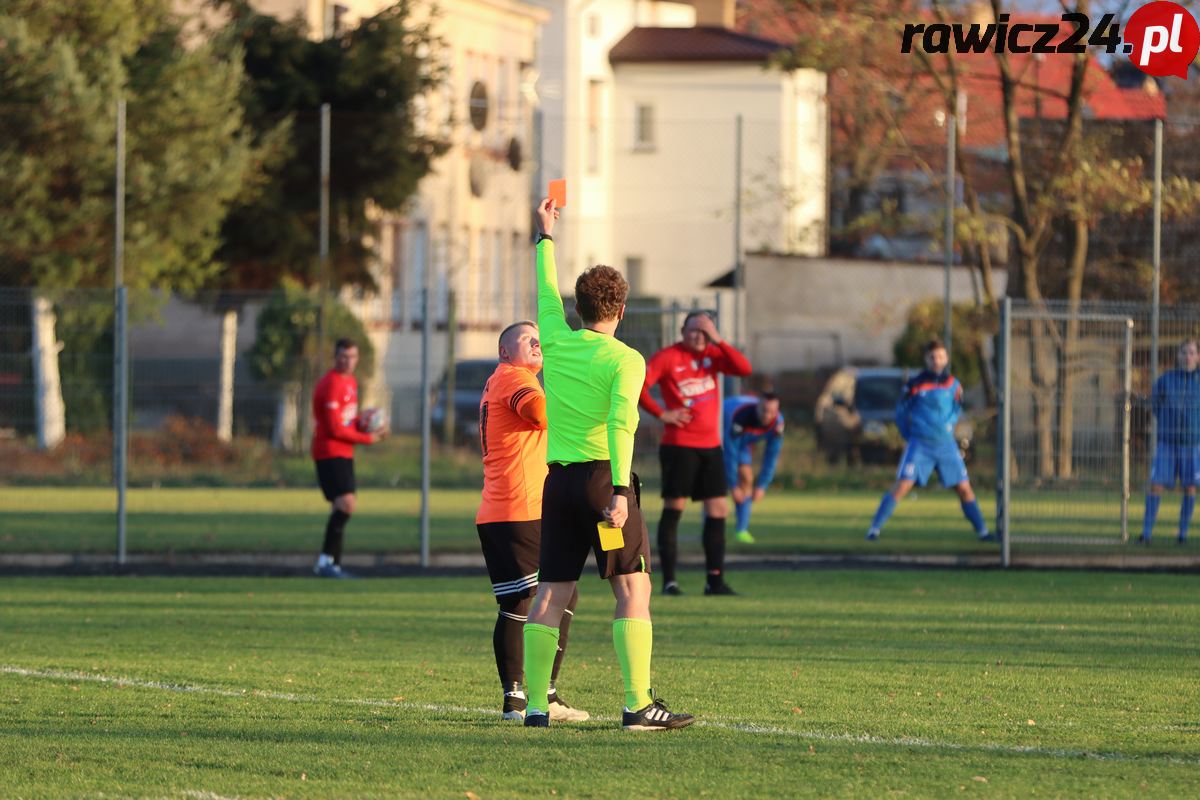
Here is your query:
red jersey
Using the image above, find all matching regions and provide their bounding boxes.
[312,369,373,460]
[639,341,752,448]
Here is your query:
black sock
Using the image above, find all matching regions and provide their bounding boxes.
[495,596,530,687]
[703,515,727,584]
[658,508,683,584]
[322,509,350,564]
[550,587,579,688]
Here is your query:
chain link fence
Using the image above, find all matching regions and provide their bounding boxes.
[998,299,1200,564]
[0,284,738,563]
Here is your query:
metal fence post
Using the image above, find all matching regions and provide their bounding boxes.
[419,285,432,568]
[114,287,129,566]
[1149,118,1162,446]
[1121,318,1134,542]
[114,98,128,566]
[999,296,1012,567]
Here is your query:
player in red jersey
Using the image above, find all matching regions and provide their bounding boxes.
[639,312,751,595]
[311,338,385,578]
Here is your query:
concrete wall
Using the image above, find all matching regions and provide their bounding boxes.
[743,254,1008,372]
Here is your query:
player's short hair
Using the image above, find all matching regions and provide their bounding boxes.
[334,338,357,354]
[759,392,780,403]
[498,320,536,353]
[748,374,775,394]
[923,339,947,355]
[683,311,712,328]
[575,265,628,323]
[1180,338,1199,352]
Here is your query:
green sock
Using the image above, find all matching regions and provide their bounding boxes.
[612,618,653,710]
[523,623,560,714]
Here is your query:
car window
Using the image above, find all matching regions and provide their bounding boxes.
[455,362,498,390]
[855,376,904,411]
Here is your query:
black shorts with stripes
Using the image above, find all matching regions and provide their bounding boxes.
[476,520,541,601]
[539,461,651,583]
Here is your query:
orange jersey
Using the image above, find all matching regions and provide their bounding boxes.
[476,363,548,524]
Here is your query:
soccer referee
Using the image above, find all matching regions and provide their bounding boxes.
[522,197,694,731]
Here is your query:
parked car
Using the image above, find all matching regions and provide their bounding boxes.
[432,359,499,444]
[814,366,975,464]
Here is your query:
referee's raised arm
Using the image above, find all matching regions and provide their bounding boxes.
[534,198,568,342]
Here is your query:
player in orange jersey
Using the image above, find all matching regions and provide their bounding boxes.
[476,320,589,723]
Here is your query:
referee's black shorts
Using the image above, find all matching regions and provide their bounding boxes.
[476,520,541,601]
[659,444,727,500]
[539,461,651,583]
[315,457,355,501]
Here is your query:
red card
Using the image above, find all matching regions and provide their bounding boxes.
[548,179,567,208]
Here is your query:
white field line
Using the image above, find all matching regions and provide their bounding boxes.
[3,665,1195,766]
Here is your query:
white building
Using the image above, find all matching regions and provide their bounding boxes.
[608,24,827,297]
[527,0,696,286]
[528,0,826,313]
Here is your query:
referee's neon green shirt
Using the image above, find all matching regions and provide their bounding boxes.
[536,239,645,487]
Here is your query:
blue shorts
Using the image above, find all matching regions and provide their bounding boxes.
[725,444,754,485]
[1150,444,1200,488]
[897,441,968,488]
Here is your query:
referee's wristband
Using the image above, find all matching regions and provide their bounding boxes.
[612,486,632,498]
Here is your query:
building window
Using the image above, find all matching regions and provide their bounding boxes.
[634,104,655,151]
[511,232,530,317]
[491,230,504,322]
[469,81,489,131]
[587,80,603,174]
[625,257,644,296]
[587,14,601,37]
[331,4,349,36]
[405,222,428,326]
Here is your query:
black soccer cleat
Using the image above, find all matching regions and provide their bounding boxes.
[622,696,695,731]
[703,581,737,596]
[523,710,549,728]
[662,581,683,596]
[502,690,527,721]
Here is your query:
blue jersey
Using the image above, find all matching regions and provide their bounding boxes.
[896,369,961,447]
[1153,368,1200,446]
[723,395,784,488]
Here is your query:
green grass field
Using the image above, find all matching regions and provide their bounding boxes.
[1,570,1197,798]
[2,486,1010,557]
[8,485,1194,560]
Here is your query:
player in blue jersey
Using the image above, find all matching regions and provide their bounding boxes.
[866,339,991,542]
[723,393,784,544]
[1141,339,1200,545]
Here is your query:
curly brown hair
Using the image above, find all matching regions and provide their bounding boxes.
[574,265,628,323]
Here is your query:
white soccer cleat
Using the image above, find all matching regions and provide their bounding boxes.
[548,696,590,722]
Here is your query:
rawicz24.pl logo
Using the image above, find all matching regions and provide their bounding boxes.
[900,1,1199,79]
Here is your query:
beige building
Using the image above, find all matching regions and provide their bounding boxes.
[743,254,1007,373]
[231,0,548,425]
[251,0,388,36]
